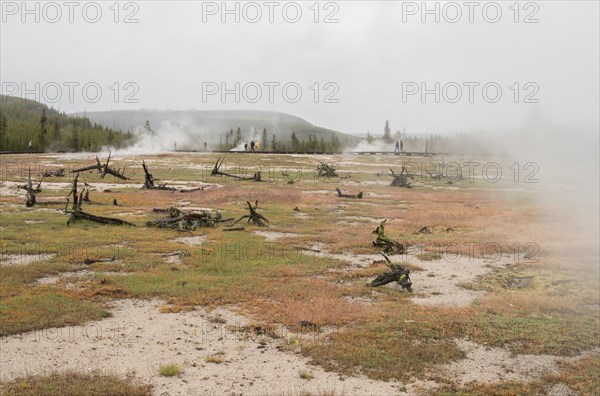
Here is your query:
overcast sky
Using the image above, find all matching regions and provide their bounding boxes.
[1,1,598,135]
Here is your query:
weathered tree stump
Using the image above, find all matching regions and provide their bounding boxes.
[231,201,269,227]
[141,160,176,190]
[372,219,405,254]
[389,165,413,188]
[64,175,134,226]
[19,168,37,207]
[316,161,338,177]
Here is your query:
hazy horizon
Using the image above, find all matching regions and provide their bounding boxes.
[2,1,598,135]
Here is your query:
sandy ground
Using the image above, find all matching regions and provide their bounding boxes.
[251,231,301,242]
[408,254,511,307]
[302,243,511,307]
[439,339,560,384]
[0,253,56,267]
[171,236,207,246]
[1,299,591,395]
[0,299,407,396]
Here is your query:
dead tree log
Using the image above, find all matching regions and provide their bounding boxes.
[316,161,338,177]
[180,187,204,193]
[141,160,176,190]
[153,207,182,216]
[147,207,230,230]
[71,152,130,180]
[336,188,363,199]
[222,227,245,232]
[64,175,134,226]
[231,201,269,227]
[41,168,65,178]
[389,166,413,188]
[84,257,116,265]
[147,210,222,231]
[72,157,103,173]
[372,219,405,254]
[369,253,413,291]
[211,157,262,181]
[66,209,134,226]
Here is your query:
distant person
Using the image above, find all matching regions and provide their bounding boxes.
[28,140,33,151]
[244,143,248,151]
[204,142,207,151]
[250,140,255,151]
[400,140,404,152]
[394,140,400,153]
[256,141,260,151]
[173,141,177,151]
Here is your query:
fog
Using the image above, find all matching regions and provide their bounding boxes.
[2,1,598,135]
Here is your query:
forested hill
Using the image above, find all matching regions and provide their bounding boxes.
[84,109,361,148]
[0,95,134,152]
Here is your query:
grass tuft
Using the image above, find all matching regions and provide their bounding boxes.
[299,369,315,380]
[158,364,181,377]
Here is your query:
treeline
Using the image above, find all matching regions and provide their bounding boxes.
[0,95,135,152]
[218,128,343,152]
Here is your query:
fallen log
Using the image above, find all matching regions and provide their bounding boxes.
[152,207,181,216]
[372,219,405,254]
[64,175,134,226]
[369,253,412,291]
[72,152,130,180]
[72,157,102,173]
[222,227,245,232]
[336,188,363,199]
[180,187,204,193]
[231,200,269,227]
[147,210,222,231]
[211,157,262,181]
[41,168,65,178]
[84,257,116,265]
[66,208,135,226]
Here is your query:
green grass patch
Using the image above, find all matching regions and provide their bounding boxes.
[303,313,466,381]
[0,372,152,396]
[0,292,109,336]
[158,363,181,377]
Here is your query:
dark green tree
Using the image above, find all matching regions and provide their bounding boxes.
[39,108,48,148]
[52,119,61,145]
[0,111,7,148]
[330,134,341,152]
[107,129,115,146]
[291,131,299,151]
[383,120,392,143]
[235,127,242,145]
[70,125,79,151]
[261,128,267,151]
